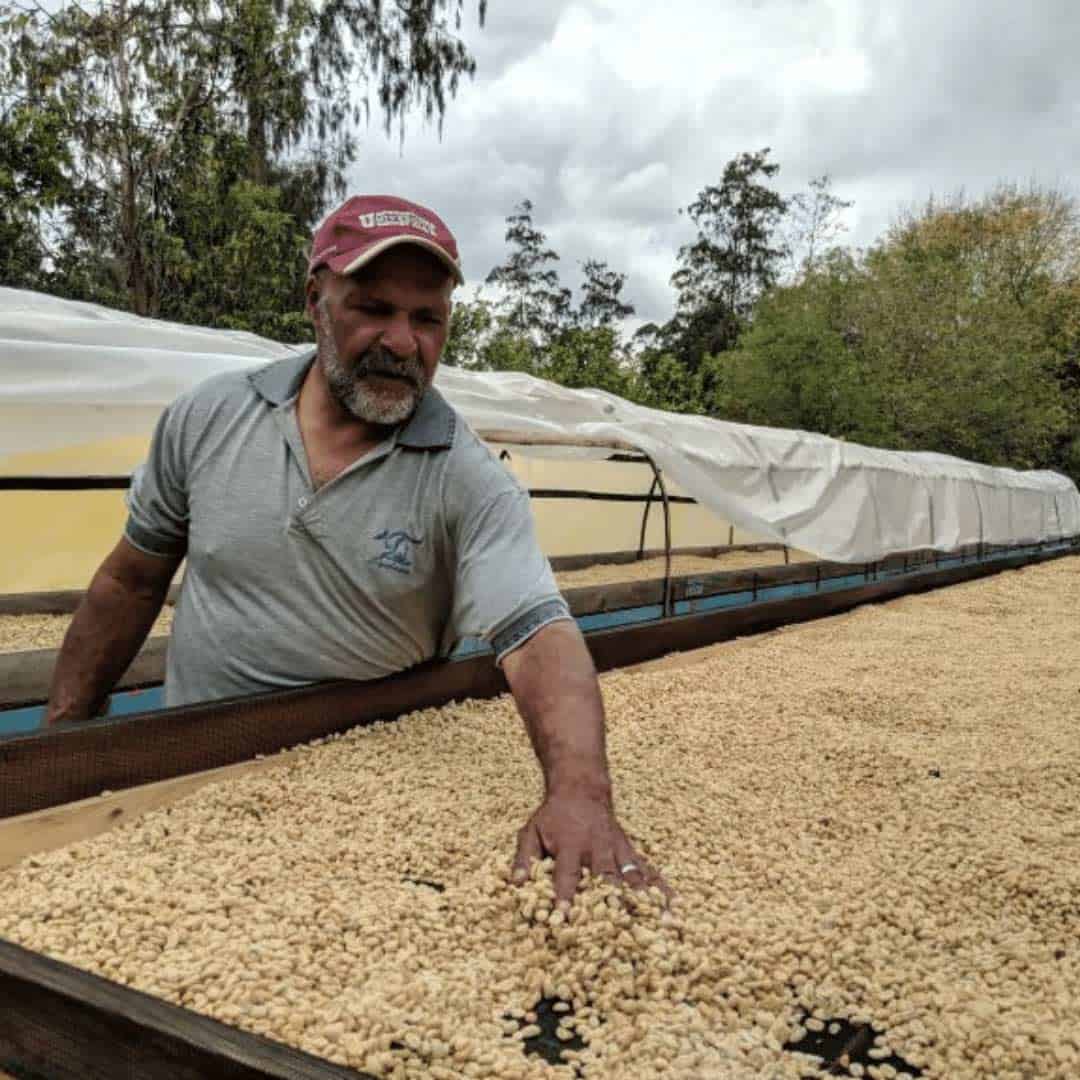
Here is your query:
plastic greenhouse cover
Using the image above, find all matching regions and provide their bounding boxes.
[1,285,1078,563]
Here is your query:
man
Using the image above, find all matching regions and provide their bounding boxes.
[45,194,668,909]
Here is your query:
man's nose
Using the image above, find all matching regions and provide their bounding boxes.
[379,314,417,359]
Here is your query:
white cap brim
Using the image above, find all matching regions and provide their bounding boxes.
[337,236,464,285]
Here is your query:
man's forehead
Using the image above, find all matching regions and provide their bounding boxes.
[351,245,452,286]
[339,271,451,301]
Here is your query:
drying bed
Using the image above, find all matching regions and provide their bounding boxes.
[550,548,811,591]
[1,555,1078,1079]
[0,609,175,656]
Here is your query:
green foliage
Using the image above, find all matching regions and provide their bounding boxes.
[456,179,1080,487]
[629,148,795,386]
[443,295,496,368]
[480,328,537,375]
[0,99,72,288]
[634,352,702,413]
[665,147,789,365]
[716,185,1078,480]
[485,200,571,346]
[463,205,638,394]
[0,0,487,331]
[577,259,635,329]
[783,173,853,279]
[673,147,789,318]
[441,295,538,374]
[547,326,631,397]
[158,176,314,342]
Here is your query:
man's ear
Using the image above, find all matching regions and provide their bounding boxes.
[305,275,321,323]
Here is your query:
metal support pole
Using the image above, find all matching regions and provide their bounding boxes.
[637,474,660,560]
[640,454,673,617]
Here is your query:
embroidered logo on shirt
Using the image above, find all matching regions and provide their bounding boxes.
[372,529,423,574]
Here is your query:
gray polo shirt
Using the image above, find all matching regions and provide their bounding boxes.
[125,349,571,707]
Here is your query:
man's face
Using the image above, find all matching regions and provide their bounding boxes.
[306,246,453,427]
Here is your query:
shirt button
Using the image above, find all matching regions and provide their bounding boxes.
[298,496,308,509]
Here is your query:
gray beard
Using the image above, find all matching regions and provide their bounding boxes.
[316,306,429,427]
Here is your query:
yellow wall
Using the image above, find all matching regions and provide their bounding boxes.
[1,435,155,593]
[1,438,761,593]
[502,454,756,557]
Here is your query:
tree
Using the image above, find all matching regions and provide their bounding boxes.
[716,186,1077,476]
[784,173,853,279]
[0,96,71,289]
[576,258,635,329]
[0,0,488,329]
[859,186,1076,471]
[712,253,886,441]
[668,147,789,364]
[634,351,702,414]
[485,200,571,347]
[547,326,631,397]
[442,294,496,369]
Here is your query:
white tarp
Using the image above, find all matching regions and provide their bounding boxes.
[2,285,1078,563]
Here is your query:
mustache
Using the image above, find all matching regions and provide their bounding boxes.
[353,346,424,389]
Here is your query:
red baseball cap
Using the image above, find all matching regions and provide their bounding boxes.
[308,194,463,285]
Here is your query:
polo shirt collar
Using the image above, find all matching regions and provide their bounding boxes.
[397,382,456,450]
[248,347,314,405]
[247,348,455,451]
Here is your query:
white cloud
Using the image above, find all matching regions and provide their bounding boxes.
[347,0,1080,324]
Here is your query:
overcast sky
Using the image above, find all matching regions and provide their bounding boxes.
[347,0,1080,326]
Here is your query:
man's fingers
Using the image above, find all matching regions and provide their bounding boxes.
[616,844,649,889]
[615,836,674,900]
[552,848,584,909]
[510,821,544,884]
[588,843,621,886]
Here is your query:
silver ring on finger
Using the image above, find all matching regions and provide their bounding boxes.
[620,862,639,875]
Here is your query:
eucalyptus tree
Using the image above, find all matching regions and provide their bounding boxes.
[576,258,635,329]
[485,199,571,347]
[0,0,488,328]
[669,147,789,362]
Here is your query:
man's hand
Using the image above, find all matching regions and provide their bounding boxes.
[511,788,671,908]
[500,618,672,908]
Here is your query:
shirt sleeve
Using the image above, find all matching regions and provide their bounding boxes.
[124,402,190,558]
[447,487,572,665]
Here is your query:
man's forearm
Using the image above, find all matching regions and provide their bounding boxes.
[501,619,612,801]
[45,566,171,725]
